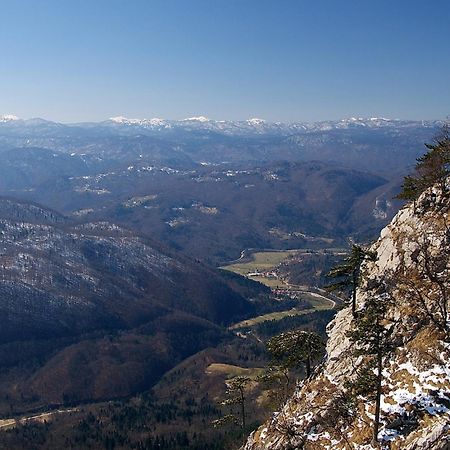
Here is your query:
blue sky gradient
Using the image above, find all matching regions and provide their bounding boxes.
[1,0,449,122]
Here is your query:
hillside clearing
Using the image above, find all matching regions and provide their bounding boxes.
[205,364,264,378]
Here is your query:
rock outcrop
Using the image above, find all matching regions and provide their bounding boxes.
[243,186,450,449]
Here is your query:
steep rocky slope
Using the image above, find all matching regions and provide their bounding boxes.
[243,186,450,449]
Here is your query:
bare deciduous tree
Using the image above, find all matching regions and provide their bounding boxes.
[399,229,450,340]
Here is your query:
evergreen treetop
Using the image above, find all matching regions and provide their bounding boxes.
[266,329,325,378]
[397,125,450,201]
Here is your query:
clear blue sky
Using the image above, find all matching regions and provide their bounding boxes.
[1,0,449,122]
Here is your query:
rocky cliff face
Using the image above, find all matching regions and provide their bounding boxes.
[243,187,450,449]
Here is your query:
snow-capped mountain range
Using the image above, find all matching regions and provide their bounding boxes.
[0,114,441,136]
[105,115,440,135]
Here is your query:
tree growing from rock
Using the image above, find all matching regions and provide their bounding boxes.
[399,231,450,341]
[257,365,292,408]
[266,329,325,379]
[326,244,376,317]
[346,281,396,444]
[397,125,450,201]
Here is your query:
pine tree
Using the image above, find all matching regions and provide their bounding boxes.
[212,376,250,435]
[397,125,450,201]
[257,365,292,407]
[346,284,396,444]
[396,175,421,202]
[326,244,376,317]
[266,330,325,378]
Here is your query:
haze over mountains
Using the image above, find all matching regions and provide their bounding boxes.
[0,115,440,177]
[0,115,439,263]
[0,114,440,134]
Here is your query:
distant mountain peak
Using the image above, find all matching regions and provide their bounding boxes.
[109,116,129,123]
[368,117,391,121]
[246,118,265,125]
[182,116,210,122]
[109,116,142,124]
[0,114,20,122]
[147,117,166,125]
[344,116,392,123]
[108,116,169,127]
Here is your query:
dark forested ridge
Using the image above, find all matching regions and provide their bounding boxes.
[0,197,263,411]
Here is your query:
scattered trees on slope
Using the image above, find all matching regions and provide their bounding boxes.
[396,124,450,339]
[397,125,450,201]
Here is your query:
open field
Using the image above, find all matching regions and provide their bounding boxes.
[0,408,77,431]
[229,308,317,330]
[221,250,299,289]
[303,293,335,310]
[246,275,286,289]
[221,250,297,277]
[221,248,347,289]
[229,291,335,329]
[223,249,338,330]
[205,364,264,378]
